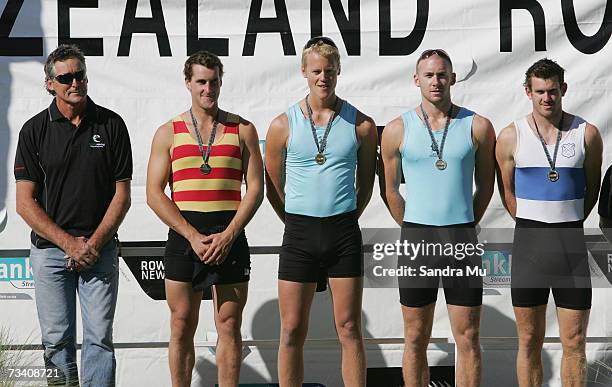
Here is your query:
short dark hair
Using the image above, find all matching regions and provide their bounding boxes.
[183,51,224,80]
[524,58,565,89]
[44,44,87,95]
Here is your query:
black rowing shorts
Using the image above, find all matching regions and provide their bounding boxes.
[164,211,250,291]
[511,218,591,310]
[398,222,483,308]
[279,210,363,290]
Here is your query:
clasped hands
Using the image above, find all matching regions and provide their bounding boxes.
[188,229,236,266]
[63,236,100,271]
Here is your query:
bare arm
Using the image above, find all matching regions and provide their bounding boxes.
[227,120,264,237]
[377,128,389,210]
[495,124,518,219]
[16,181,98,267]
[472,114,496,225]
[201,119,264,264]
[265,114,289,222]
[583,123,603,219]
[145,122,205,256]
[380,117,405,226]
[355,112,378,218]
[88,181,131,252]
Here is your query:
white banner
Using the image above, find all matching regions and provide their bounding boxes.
[1,1,611,386]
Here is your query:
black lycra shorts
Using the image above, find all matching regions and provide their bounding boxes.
[511,218,591,310]
[164,211,250,291]
[398,222,483,308]
[279,210,363,289]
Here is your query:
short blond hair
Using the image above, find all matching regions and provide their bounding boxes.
[301,40,340,70]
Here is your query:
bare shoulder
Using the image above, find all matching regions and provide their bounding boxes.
[495,122,517,159]
[152,119,174,148]
[382,116,405,141]
[267,112,289,137]
[355,109,377,138]
[472,113,495,145]
[583,120,603,150]
[156,118,175,134]
[584,120,601,138]
[472,113,494,132]
[497,122,517,144]
[226,112,258,139]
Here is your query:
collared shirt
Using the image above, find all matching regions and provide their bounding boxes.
[14,97,132,248]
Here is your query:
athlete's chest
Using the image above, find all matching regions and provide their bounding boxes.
[403,125,474,162]
[289,121,358,162]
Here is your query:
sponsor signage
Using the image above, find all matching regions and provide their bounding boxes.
[586,244,612,286]
[1,1,610,57]
[481,250,512,287]
[0,257,35,290]
[121,253,212,301]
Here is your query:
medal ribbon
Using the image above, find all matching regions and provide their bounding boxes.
[532,113,563,173]
[305,95,340,157]
[189,108,219,169]
[421,104,453,163]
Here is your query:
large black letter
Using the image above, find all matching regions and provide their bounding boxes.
[562,0,612,54]
[58,0,103,56]
[379,0,428,56]
[310,0,360,55]
[243,0,295,56]
[118,0,171,56]
[186,0,229,56]
[500,0,546,52]
[0,0,42,56]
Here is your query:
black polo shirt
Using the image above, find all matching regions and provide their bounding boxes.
[14,97,132,248]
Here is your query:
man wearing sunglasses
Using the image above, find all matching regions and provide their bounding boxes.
[146,51,264,386]
[380,49,495,386]
[14,44,132,386]
[496,59,602,387]
[266,36,377,386]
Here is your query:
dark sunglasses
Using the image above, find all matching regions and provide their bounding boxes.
[54,70,86,85]
[304,36,337,49]
[419,49,452,66]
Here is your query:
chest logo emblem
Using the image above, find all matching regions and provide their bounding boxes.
[561,143,575,158]
[89,134,106,148]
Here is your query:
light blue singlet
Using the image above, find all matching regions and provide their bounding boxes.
[285,100,358,217]
[401,107,476,225]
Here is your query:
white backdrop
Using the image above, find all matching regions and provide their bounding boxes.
[1,1,611,386]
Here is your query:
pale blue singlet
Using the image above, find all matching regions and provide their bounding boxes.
[285,101,359,217]
[401,107,476,225]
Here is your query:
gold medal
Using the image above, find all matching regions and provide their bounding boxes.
[305,96,341,168]
[548,169,559,182]
[315,152,326,165]
[421,105,453,172]
[435,159,447,170]
[533,113,564,184]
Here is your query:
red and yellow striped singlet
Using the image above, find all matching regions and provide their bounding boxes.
[170,115,243,212]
